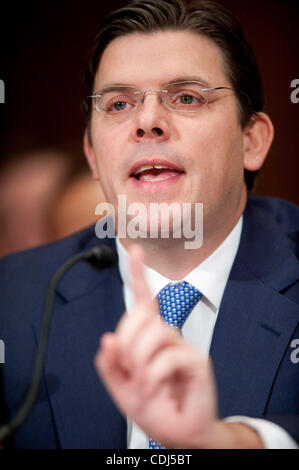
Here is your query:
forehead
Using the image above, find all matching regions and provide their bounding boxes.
[95,30,229,89]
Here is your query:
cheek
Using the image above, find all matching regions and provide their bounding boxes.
[205,110,243,163]
[91,116,130,160]
[91,124,118,176]
[187,119,245,190]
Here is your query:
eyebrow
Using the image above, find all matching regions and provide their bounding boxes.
[94,85,137,94]
[95,76,212,93]
[163,76,211,88]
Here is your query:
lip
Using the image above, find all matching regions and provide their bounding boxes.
[129,169,185,193]
[129,158,185,178]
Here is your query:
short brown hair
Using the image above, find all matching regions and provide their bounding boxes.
[82,0,264,191]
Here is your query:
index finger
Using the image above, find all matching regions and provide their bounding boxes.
[128,244,154,309]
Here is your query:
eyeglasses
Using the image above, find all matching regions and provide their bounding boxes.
[87,80,234,121]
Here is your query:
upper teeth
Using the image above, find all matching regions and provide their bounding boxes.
[134,164,172,175]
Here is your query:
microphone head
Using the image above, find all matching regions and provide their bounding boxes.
[85,245,118,270]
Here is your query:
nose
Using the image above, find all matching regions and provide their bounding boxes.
[131,92,171,142]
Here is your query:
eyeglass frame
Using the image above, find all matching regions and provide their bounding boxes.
[87,80,236,117]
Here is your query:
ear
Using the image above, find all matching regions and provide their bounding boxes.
[83,129,100,181]
[243,112,274,171]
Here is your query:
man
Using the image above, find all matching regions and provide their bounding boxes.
[0,0,298,449]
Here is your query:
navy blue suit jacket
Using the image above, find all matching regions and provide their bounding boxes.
[0,196,298,448]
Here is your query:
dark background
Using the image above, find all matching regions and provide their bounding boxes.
[0,0,298,203]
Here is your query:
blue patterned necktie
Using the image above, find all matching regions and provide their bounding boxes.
[149,281,203,449]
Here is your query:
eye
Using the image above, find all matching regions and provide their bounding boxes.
[178,94,198,105]
[105,95,135,113]
[171,90,206,108]
[112,100,130,112]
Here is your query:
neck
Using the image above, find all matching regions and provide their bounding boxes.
[119,192,247,280]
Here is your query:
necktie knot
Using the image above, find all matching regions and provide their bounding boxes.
[158,281,202,330]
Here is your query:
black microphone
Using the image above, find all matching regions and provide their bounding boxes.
[85,245,118,270]
[0,245,118,443]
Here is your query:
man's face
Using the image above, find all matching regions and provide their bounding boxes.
[85,30,248,237]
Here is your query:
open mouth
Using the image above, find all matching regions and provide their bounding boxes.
[130,162,185,183]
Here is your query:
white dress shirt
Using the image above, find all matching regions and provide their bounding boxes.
[115,217,298,449]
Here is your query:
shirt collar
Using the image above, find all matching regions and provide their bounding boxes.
[116,216,242,312]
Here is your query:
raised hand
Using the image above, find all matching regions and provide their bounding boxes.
[94,244,261,448]
[94,244,220,448]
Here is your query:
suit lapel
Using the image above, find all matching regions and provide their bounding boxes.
[210,199,299,418]
[210,272,299,418]
[33,238,127,448]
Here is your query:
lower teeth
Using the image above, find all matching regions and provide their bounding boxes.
[143,175,171,182]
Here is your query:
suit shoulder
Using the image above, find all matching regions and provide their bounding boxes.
[0,225,96,304]
[248,195,299,232]
[0,224,94,265]
[247,196,299,261]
